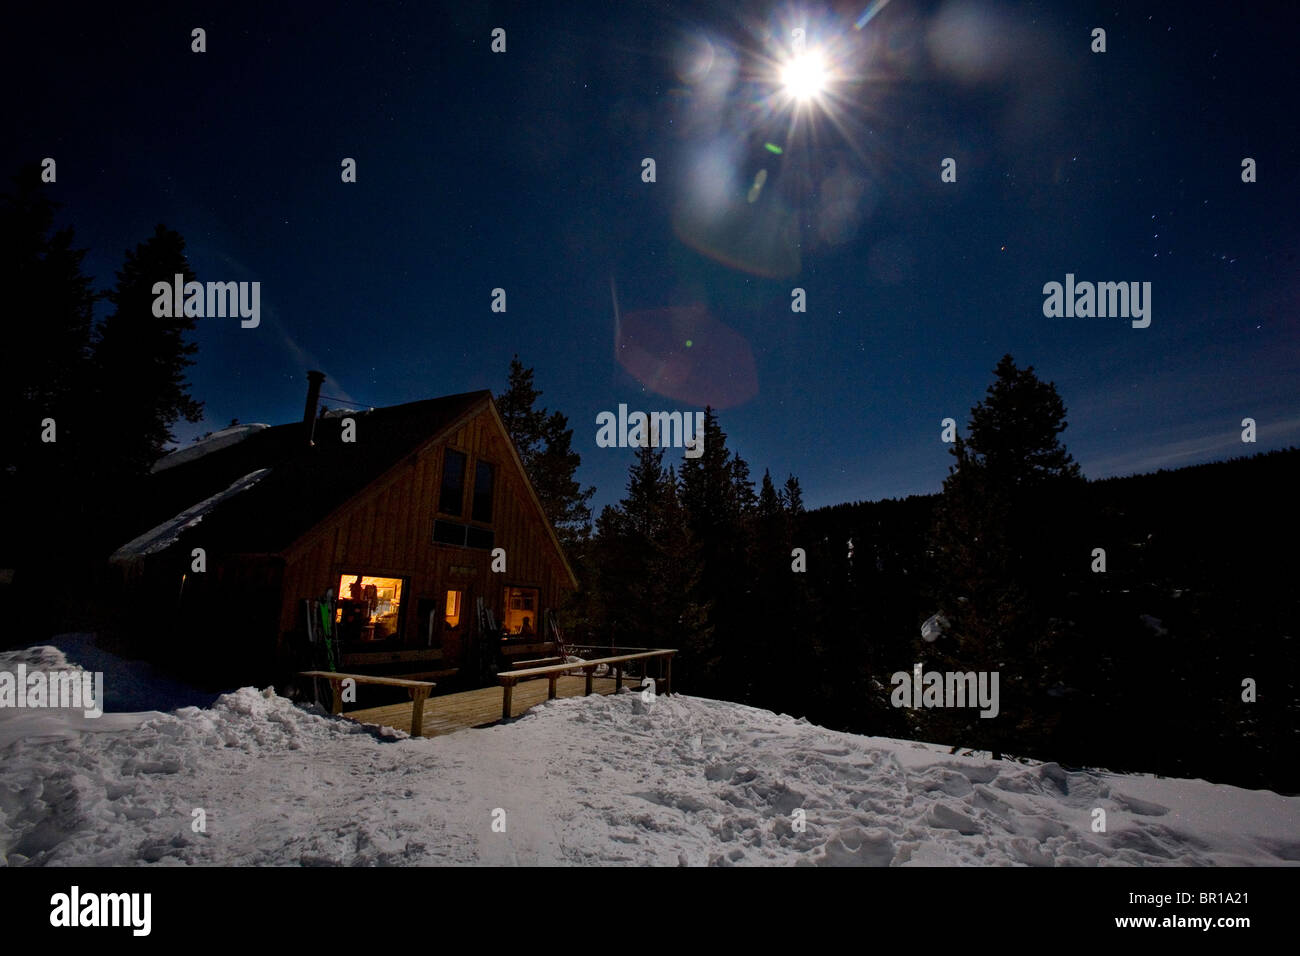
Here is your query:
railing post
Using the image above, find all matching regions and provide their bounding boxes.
[502,681,513,720]
[548,675,557,700]
[584,666,594,696]
[409,687,430,737]
[614,664,622,691]
[664,654,672,695]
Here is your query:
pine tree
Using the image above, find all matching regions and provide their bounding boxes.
[648,456,714,674]
[679,408,756,699]
[590,445,711,661]
[0,171,96,455]
[656,465,713,675]
[0,167,97,576]
[589,505,631,640]
[756,470,783,535]
[532,410,594,547]
[781,474,805,515]
[496,356,594,550]
[590,444,661,641]
[624,441,666,539]
[968,354,1081,489]
[89,224,203,482]
[776,472,825,719]
[497,357,546,463]
[679,408,754,555]
[746,470,792,701]
[929,355,1084,757]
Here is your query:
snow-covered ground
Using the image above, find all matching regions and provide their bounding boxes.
[1,641,1297,866]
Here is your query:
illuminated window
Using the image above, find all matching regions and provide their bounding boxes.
[336,573,404,642]
[502,586,539,636]
[444,589,463,628]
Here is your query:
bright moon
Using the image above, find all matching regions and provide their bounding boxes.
[781,52,827,101]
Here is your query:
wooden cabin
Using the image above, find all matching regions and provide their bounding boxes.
[109,374,578,690]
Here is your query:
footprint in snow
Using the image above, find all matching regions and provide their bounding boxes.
[1110,792,1170,816]
[927,802,982,835]
[814,827,895,866]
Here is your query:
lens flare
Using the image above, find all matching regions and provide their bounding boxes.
[667,8,905,278]
[615,304,758,408]
[780,51,828,101]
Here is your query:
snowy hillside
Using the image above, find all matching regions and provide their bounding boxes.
[1,643,1296,866]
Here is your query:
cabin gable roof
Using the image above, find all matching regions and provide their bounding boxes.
[113,390,575,587]
[281,395,579,589]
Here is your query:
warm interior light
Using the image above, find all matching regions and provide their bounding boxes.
[444,590,462,628]
[337,573,403,640]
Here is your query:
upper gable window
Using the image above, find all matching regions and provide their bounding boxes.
[472,460,495,523]
[439,449,467,516]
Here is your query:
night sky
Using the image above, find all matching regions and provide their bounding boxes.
[9,0,1298,514]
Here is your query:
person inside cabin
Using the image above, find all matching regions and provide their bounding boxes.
[349,575,364,602]
[520,616,534,636]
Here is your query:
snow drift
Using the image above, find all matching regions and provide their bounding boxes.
[1,644,1296,866]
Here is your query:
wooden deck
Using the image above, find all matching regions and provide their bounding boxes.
[345,675,623,737]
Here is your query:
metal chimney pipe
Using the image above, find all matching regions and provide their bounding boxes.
[303,370,326,445]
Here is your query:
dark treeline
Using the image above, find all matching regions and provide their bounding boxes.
[1,166,204,636]
[576,354,1297,794]
[572,410,815,711]
[797,446,1299,794]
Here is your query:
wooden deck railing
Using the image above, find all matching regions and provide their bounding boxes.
[497,649,676,720]
[301,671,436,736]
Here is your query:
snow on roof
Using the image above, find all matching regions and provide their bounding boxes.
[110,469,271,562]
[150,424,270,474]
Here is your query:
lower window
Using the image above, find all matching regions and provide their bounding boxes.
[502,586,539,637]
[336,573,405,642]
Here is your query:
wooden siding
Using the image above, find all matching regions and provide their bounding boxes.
[276,404,573,655]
